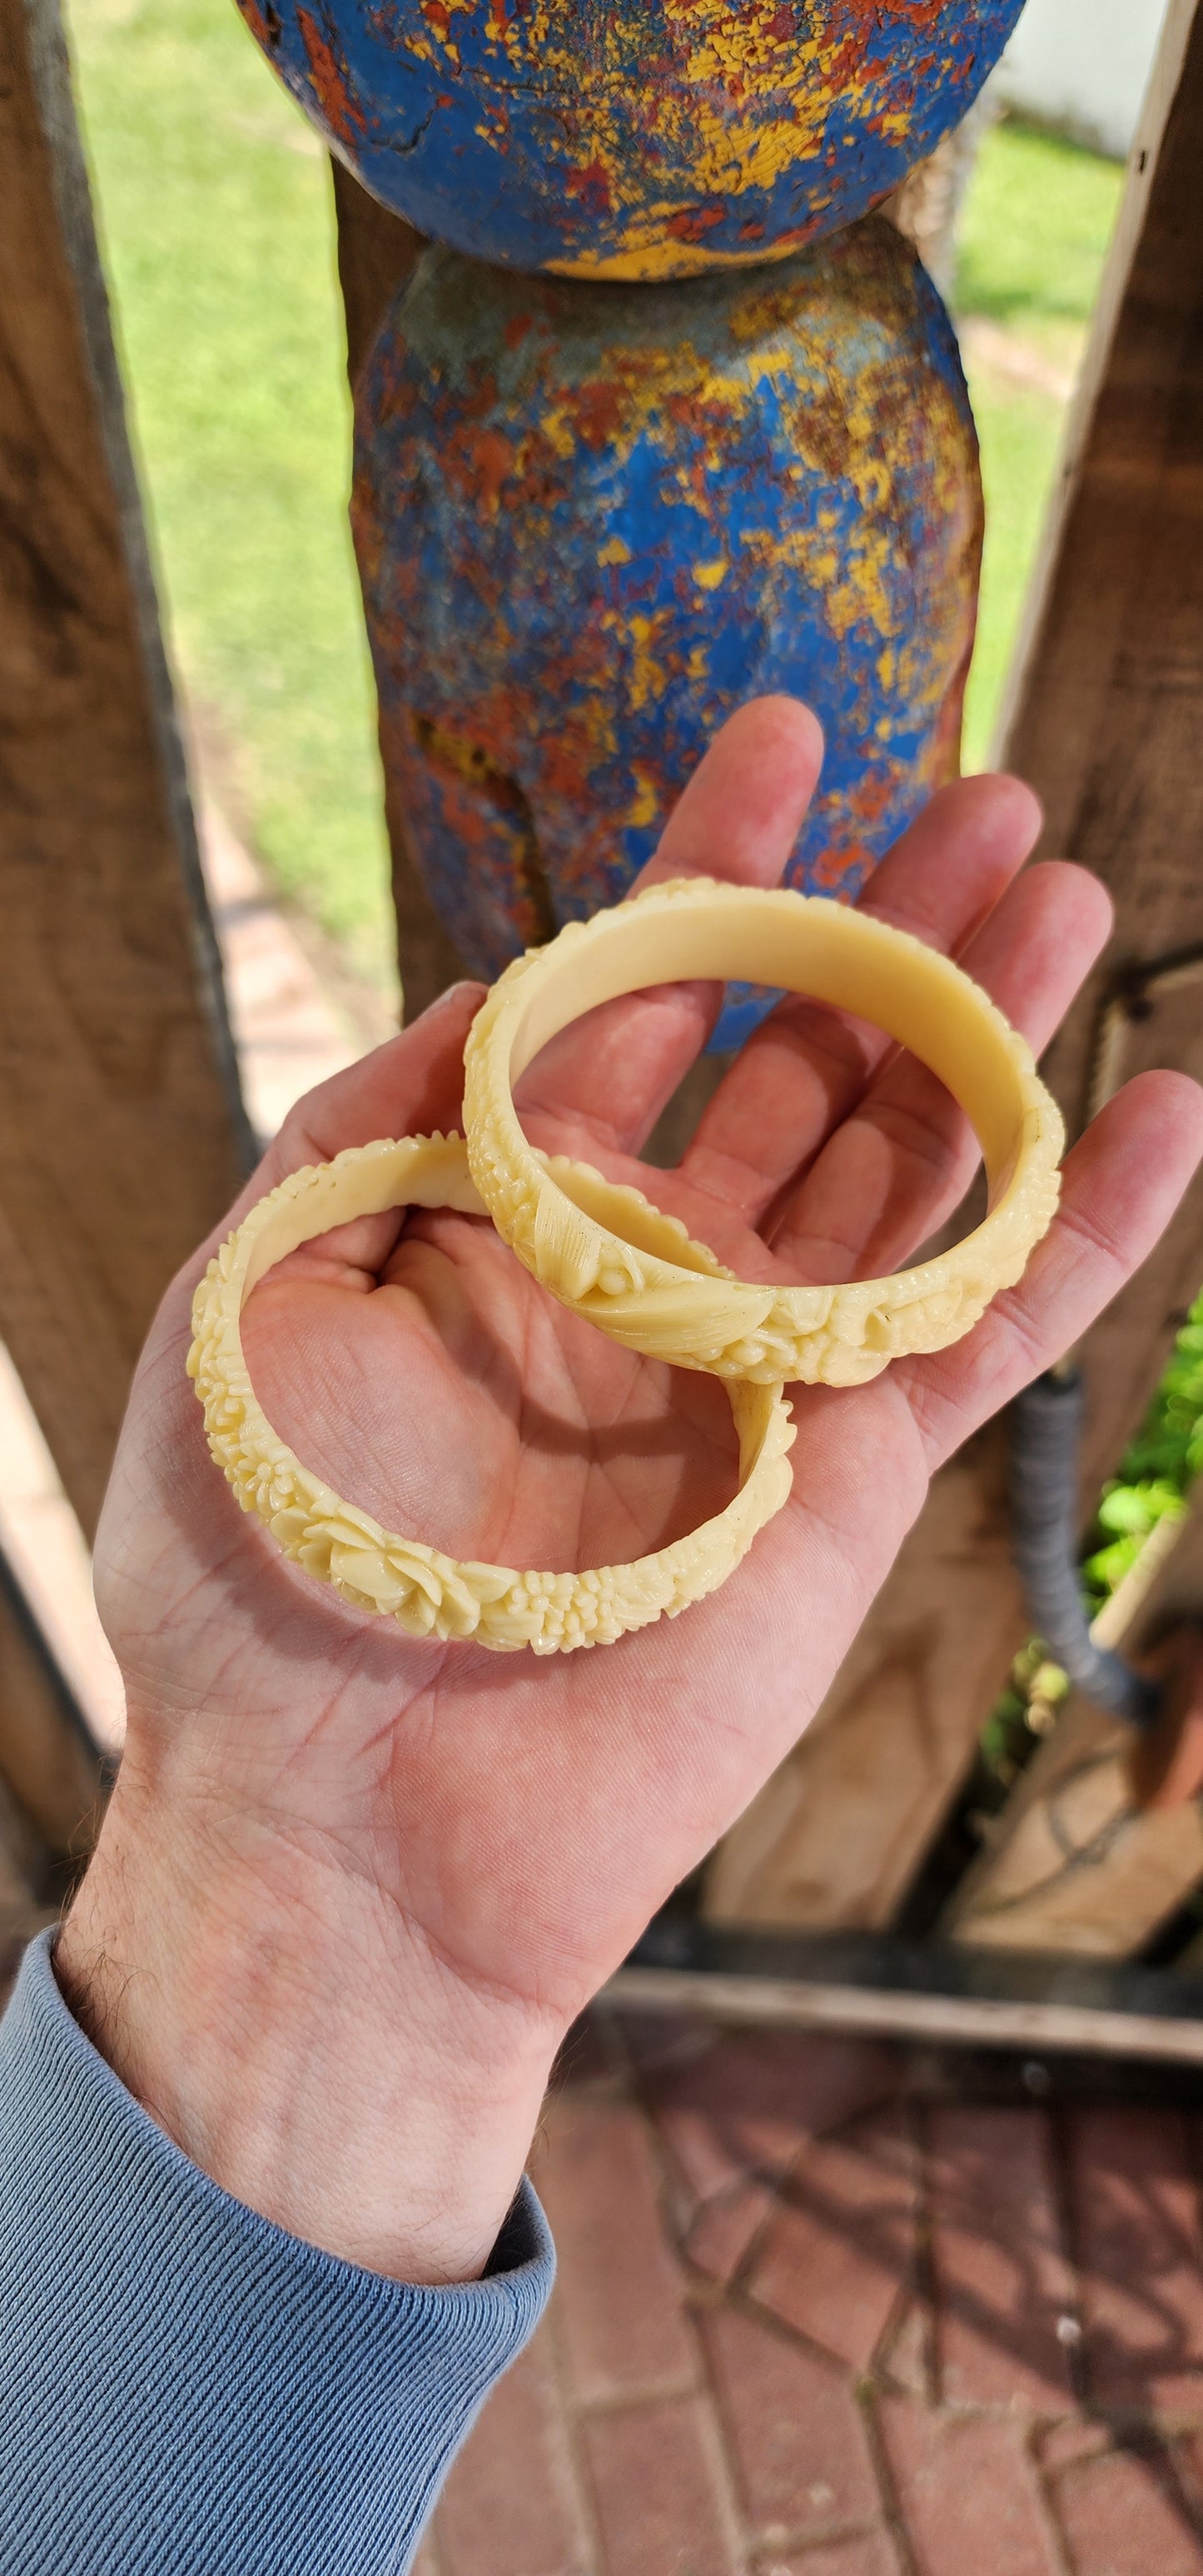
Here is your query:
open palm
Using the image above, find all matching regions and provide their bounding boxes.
[70,700,1202,2278]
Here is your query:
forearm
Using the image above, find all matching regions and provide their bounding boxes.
[56,1754,564,2285]
[0,1932,553,2576]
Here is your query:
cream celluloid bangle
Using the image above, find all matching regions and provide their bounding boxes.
[187,1131,795,1654]
[464,878,1066,1388]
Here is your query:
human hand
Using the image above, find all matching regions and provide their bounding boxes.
[57,699,1203,2282]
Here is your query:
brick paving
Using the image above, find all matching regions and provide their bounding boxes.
[196,782,394,1147]
[417,2010,1203,2576]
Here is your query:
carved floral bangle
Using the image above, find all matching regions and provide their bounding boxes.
[463,877,1066,1387]
[187,1132,796,1654]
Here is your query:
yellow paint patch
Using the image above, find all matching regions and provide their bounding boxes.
[549,229,811,284]
[624,768,660,829]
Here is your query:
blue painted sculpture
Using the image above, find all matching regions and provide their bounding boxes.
[353,220,982,1041]
[232,0,1002,1032]
[237,0,1023,281]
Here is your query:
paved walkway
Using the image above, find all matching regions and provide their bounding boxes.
[196,784,395,1146]
[415,2009,1203,2576]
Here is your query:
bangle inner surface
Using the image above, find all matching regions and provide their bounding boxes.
[236,1152,753,1569]
[508,897,1028,1209]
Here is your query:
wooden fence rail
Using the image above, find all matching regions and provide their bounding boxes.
[0,0,248,1544]
[708,0,1203,1939]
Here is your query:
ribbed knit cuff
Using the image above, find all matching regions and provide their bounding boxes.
[0,1929,554,2575]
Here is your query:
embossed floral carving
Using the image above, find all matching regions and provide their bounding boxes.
[464,878,1064,1385]
[188,1133,795,1654]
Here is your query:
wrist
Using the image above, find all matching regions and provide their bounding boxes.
[57,1765,562,2285]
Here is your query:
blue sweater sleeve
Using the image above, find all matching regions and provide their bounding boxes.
[0,1931,554,2576]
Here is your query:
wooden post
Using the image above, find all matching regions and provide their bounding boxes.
[996,0,1203,1509]
[330,158,468,1023]
[705,1418,1024,1929]
[0,0,249,1542]
[331,159,424,393]
[0,1770,51,1967]
[708,0,1203,1933]
[886,94,997,300]
[946,1497,1203,1958]
[0,1547,103,1858]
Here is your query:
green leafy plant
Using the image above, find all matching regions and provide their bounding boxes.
[1081,1295,1203,1613]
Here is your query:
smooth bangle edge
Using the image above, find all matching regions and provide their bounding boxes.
[186,1134,795,1656]
[463,879,1066,1386]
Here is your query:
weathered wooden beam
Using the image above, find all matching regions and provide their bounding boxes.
[708,0,1203,1933]
[331,157,466,1024]
[0,0,249,1541]
[615,1905,1203,2066]
[886,95,996,301]
[0,1544,103,1859]
[330,157,424,393]
[945,1495,1203,1959]
[0,1544,101,1962]
[608,1962,1203,2069]
[705,1419,1024,1930]
[997,0,1203,1507]
[0,1768,51,1968]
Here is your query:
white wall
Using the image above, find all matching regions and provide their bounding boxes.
[992,0,1171,159]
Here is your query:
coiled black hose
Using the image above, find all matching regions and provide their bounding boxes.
[1011,1367,1161,1729]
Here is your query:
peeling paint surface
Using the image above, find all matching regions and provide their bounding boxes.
[353,221,982,1043]
[237,0,1024,278]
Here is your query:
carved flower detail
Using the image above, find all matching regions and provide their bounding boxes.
[187,1133,795,1654]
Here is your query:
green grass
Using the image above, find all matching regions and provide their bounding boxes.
[1084,1302,1203,1606]
[956,117,1125,771]
[958,374,1065,773]
[67,0,395,987]
[957,115,1128,351]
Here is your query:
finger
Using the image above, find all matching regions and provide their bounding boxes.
[266,981,484,1176]
[680,770,1043,1222]
[769,858,1112,1282]
[515,696,824,1159]
[638,694,827,890]
[897,1070,1203,1474]
[184,982,485,1294]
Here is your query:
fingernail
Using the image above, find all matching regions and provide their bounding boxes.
[417,979,486,1019]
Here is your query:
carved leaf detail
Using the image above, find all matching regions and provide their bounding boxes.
[532,1186,603,1300]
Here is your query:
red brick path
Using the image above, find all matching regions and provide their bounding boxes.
[415,2012,1203,2576]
